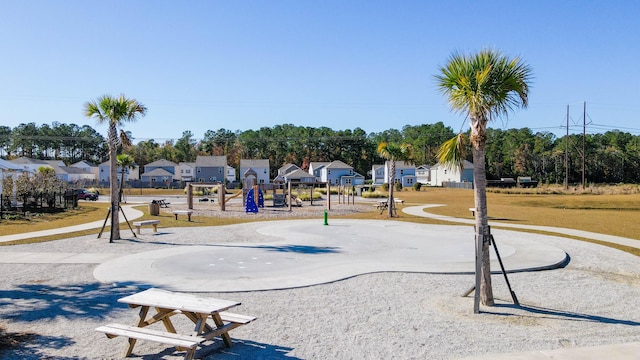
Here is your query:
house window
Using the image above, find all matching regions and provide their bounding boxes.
[219,168,223,173]
[197,168,201,173]
[327,170,331,175]
[400,170,404,175]
[346,178,352,184]
[444,170,447,174]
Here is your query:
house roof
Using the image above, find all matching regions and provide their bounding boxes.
[284,168,317,180]
[142,168,174,177]
[325,160,352,169]
[372,164,384,170]
[240,159,269,168]
[56,166,92,175]
[309,162,329,169]
[196,155,227,167]
[179,162,196,168]
[0,159,23,170]
[278,163,301,175]
[146,159,178,167]
[71,160,97,167]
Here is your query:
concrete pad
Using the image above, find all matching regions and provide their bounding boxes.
[94,220,567,292]
[459,341,640,360]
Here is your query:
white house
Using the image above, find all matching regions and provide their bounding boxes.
[429,160,474,186]
[99,161,140,184]
[226,165,236,183]
[371,164,385,184]
[0,159,24,195]
[54,166,95,183]
[240,159,270,185]
[70,160,99,180]
[383,161,417,188]
[179,162,196,182]
[416,165,430,184]
[275,164,317,183]
[9,157,63,174]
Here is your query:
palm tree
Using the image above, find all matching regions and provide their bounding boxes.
[435,49,532,309]
[84,95,147,242]
[116,153,135,203]
[377,141,413,217]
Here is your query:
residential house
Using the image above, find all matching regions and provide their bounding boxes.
[226,165,237,183]
[141,159,178,185]
[416,165,431,184]
[275,164,317,183]
[371,164,385,184]
[178,162,196,182]
[240,159,270,184]
[9,157,63,174]
[382,161,417,188]
[53,166,95,183]
[195,155,227,183]
[98,161,140,184]
[315,160,363,186]
[70,160,99,180]
[429,160,474,186]
[0,159,24,195]
[308,162,329,180]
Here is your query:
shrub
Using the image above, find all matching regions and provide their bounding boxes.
[394,182,403,191]
[361,190,387,198]
[381,183,389,191]
[413,182,422,191]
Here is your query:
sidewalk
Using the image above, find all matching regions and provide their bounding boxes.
[402,204,640,250]
[0,205,144,243]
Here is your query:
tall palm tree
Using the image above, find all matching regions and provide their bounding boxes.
[377,141,413,217]
[84,95,147,242]
[435,49,532,309]
[116,153,135,203]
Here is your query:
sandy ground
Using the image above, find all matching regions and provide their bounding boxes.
[0,203,639,359]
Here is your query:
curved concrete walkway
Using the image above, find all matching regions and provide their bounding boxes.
[402,204,640,250]
[0,205,144,243]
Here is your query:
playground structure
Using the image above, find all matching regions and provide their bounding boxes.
[184,168,359,213]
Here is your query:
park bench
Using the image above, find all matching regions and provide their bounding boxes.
[173,210,193,221]
[132,220,160,234]
[96,323,205,360]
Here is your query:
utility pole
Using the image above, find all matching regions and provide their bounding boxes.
[582,101,586,189]
[565,105,569,190]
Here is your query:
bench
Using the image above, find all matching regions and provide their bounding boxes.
[172,210,194,221]
[132,220,160,234]
[219,311,257,326]
[469,208,476,216]
[95,323,205,360]
[394,199,404,205]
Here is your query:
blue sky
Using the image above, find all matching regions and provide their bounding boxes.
[1,1,639,142]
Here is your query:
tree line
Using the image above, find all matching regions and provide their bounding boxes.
[2,121,639,185]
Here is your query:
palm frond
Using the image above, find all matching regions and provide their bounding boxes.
[437,133,467,172]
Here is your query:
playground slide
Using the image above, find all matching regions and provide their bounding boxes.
[224,190,243,204]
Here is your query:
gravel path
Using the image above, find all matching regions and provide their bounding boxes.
[0,205,639,359]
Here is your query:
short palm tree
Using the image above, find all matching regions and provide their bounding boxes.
[377,142,413,217]
[116,153,135,203]
[84,95,147,242]
[435,49,532,309]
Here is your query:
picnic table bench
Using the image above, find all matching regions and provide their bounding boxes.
[96,288,256,359]
[154,199,170,208]
[173,210,193,221]
[132,220,160,234]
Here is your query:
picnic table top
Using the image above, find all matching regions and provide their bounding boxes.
[118,288,239,314]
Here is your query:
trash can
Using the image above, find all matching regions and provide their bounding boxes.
[148,200,160,216]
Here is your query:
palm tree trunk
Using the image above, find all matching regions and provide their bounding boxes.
[472,142,494,306]
[388,160,395,217]
[108,125,120,242]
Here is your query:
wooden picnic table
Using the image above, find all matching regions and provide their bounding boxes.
[97,288,256,359]
[154,199,170,208]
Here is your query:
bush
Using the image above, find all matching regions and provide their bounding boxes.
[394,182,403,191]
[361,190,387,198]
[413,182,422,191]
[381,183,389,191]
